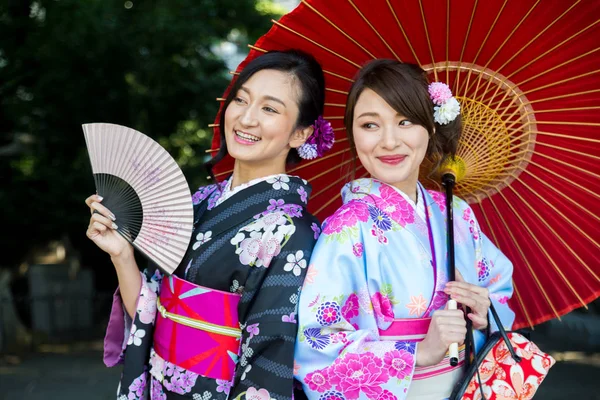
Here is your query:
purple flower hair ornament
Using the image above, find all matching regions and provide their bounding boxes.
[297,116,335,160]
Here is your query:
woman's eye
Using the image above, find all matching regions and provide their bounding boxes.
[263,106,278,113]
[399,119,413,126]
[234,97,246,104]
[361,122,377,129]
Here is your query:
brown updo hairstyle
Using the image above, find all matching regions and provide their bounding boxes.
[344,59,462,178]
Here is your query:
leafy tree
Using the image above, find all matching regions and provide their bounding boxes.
[0,0,283,280]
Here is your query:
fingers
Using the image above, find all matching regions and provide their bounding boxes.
[90,211,118,230]
[446,280,489,298]
[90,200,116,221]
[85,194,103,213]
[467,312,488,328]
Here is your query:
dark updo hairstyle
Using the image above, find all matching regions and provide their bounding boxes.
[206,49,326,181]
[344,59,462,176]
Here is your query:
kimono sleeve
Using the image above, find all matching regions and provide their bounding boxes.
[103,265,162,367]
[228,218,318,400]
[294,204,416,400]
[480,231,515,332]
[459,199,516,350]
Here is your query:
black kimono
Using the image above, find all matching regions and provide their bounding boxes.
[103,174,321,400]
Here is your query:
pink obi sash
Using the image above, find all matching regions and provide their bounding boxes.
[379,317,465,380]
[153,275,242,380]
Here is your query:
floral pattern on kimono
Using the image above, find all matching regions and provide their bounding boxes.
[104,175,320,400]
[294,178,515,400]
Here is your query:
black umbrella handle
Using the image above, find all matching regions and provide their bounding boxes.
[442,173,459,367]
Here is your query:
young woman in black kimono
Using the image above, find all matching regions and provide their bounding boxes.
[84,49,334,400]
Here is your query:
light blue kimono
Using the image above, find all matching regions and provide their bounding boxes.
[294,178,515,400]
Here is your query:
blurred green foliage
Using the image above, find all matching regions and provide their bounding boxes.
[0,0,282,268]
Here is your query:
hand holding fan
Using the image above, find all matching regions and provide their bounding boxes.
[82,123,194,275]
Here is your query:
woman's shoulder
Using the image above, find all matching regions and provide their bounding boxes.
[191,182,223,205]
[321,198,371,236]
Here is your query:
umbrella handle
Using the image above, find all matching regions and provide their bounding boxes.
[448,298,459,366]
[443,172,459,367]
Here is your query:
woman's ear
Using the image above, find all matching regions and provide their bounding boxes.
[289,125,314,149]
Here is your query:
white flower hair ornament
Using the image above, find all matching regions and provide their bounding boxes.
[428,82,461,125]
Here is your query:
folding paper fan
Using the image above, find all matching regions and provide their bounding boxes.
[82,122,194,275]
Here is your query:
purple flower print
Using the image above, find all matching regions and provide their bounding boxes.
[319,390,346,400]
[368,206,392,231]
[246,323,260,338]
[305,368,332,392]
[127,372,147,398]
[317,301,342,326]
[352,243,363,257]
[363,185,415,227]
[329,352,389,400]
[323,203,370,235]
[377,390,398,400]
[311,222,321,240]
[304,327,330,350]
[282,312,297,323]
[394,341,416,354]
[267,199,286,212]
[282,204,303,218]
[192,185,216,205]
[216,378,233,395]
[179,370,197,393]
[151,377,167,400]
[478,259,491,281]
[383,349,414,379]
[341,294,359,320]
[298,186,308,203]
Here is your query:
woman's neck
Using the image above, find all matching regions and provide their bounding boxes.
[389,179,418,203]
[231,159,286,189]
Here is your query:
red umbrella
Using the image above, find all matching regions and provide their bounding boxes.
[209,0,600,330]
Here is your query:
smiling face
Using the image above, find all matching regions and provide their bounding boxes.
[352,88,430,196]
[223,69,310,175]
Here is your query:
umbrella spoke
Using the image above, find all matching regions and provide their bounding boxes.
[486,48,599,107]
[385,0,422,65]
[528,160,600,200]
[485,196,560,321]
[417,0,437,80]
[528,87,600,106]
[511,281,535,329]
[533,152,600,179]
[458,0,509,100]
[468,0,543,102]
[535,142,600,162]
[452,0,478,94]
[506,183,600,281]
[301,0,376,59]
[514,176,600,251]
[347,0,400,61]
[482,0,581,98]
[496,189,590,309]
[270,19,362,69]
[534,130,600,144]
[314,169,369,216]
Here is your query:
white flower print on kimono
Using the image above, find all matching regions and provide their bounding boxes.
[192,231,212,250]
[127,324,146,346]
[284,250,307,276]
[267,175,290,190]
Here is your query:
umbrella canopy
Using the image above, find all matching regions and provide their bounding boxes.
[209,0,600,329]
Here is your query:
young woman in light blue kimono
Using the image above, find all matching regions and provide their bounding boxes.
[294,60,515,400]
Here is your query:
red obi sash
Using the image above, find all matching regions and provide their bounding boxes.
[153,274,242,380]
[379,317,465,380]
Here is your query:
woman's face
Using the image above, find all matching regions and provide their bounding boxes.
[224,69,309,169]
[352,88,429,193]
